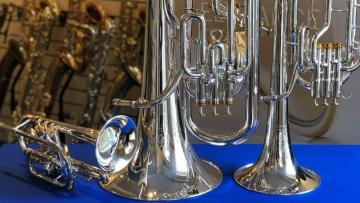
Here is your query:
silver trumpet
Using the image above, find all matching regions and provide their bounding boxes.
[13,114,135,190]
[234,0,360,195]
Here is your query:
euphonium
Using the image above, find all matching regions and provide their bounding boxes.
[177,0,259,145]
[234,0,360,195]
[111,0,260,199]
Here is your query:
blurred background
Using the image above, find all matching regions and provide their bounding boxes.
[0,0,358,144]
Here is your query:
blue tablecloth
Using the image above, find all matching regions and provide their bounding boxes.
[0,144,359,203]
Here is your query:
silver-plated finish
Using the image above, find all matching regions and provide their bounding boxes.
[296,0,360,106]
[107,0,222,200]
[15,115,107,190]
[234,0,320,195]
[181,0,259,145]
[15,0,222,200]
[14,114,139,190]
[13,0,360,198]
[114,0,259,145]
[235,0,360,195]
[235,164,320,195]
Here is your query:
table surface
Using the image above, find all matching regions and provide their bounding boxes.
[0,144,359,203]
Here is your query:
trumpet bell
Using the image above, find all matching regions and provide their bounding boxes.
[96,115,138,173]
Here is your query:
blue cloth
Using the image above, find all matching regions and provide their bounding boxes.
[0,144,359,203]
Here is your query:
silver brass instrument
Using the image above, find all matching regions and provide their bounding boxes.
[13,0,360,199]
[14,114,134,190]
[15,0,227,200]
[234,0,360,195]
[12,0,60,124]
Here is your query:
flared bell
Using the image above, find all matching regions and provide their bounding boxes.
[96,0,222,200]
[234,164,319,195]
[99,149,222,200]
[97,83,222,200]
[233,102,320,195]
[233,0,320,195]
[233,109,320,195]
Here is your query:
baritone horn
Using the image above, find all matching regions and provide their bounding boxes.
[234,0,360,195]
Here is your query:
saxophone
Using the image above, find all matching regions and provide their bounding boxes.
[0,4,26,113]
[12,0,60,124]
[44,0,88,121]
[76,3,115,128]
[100,1,145,122]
